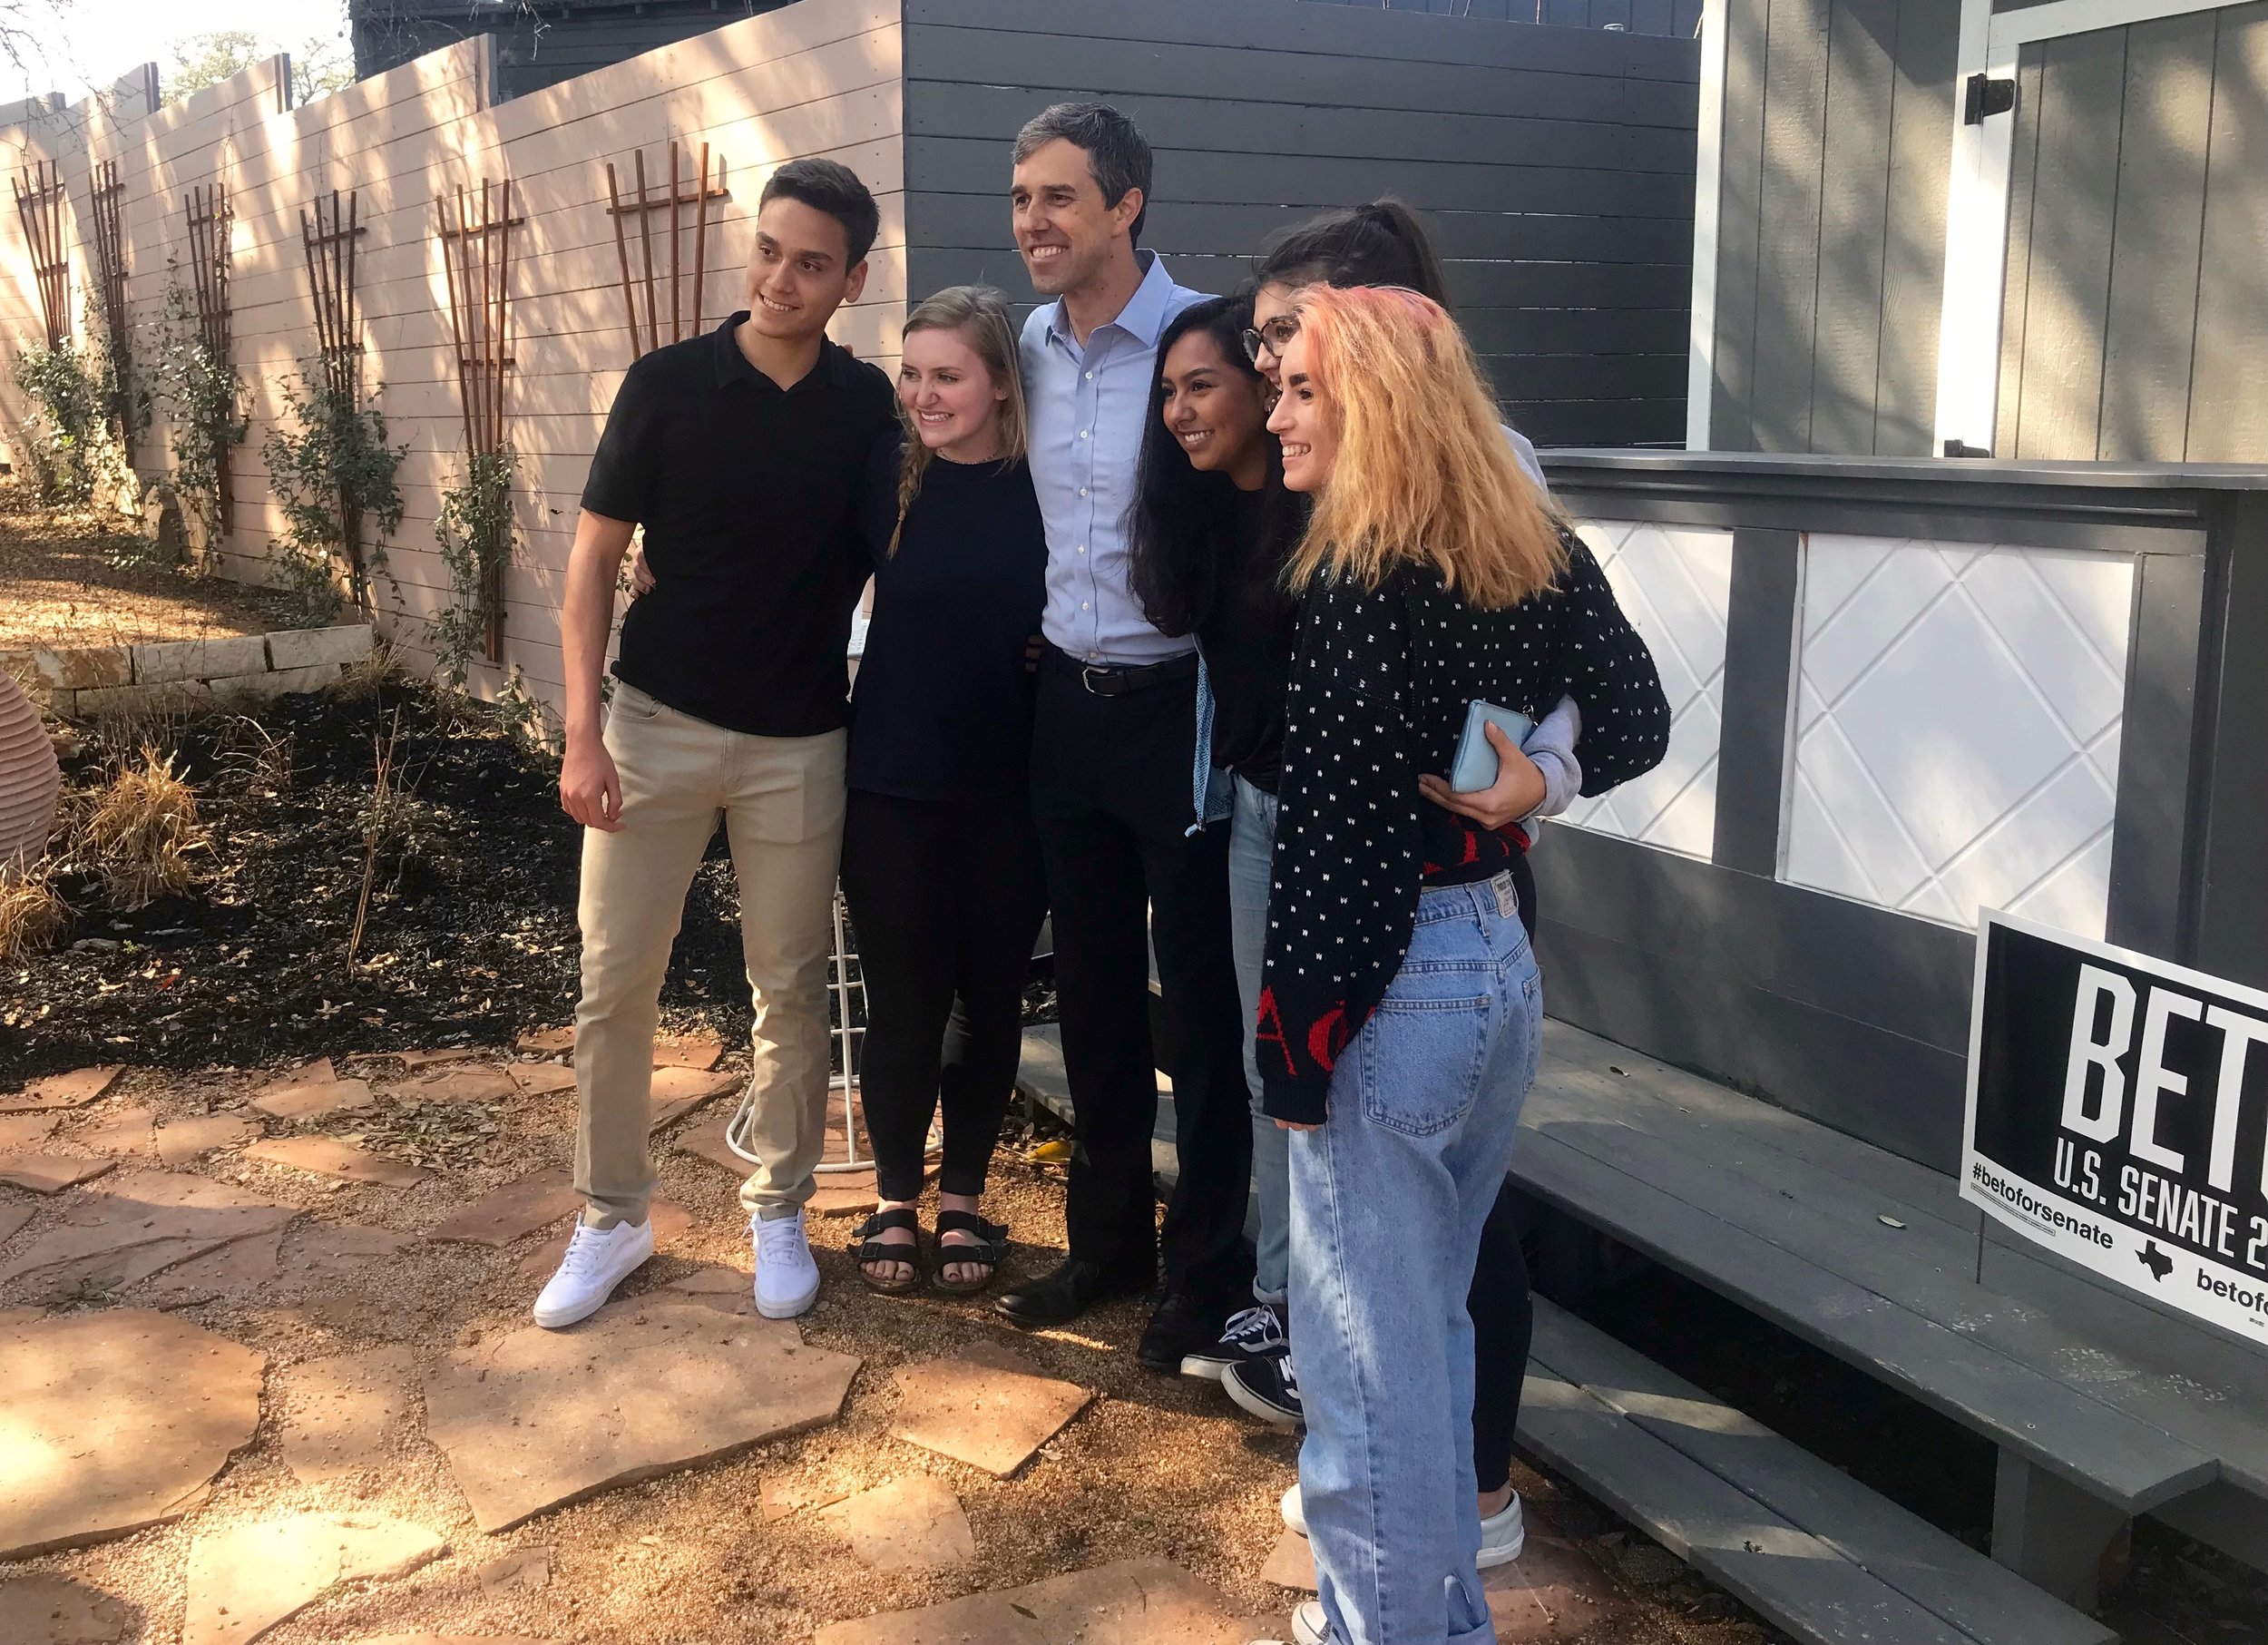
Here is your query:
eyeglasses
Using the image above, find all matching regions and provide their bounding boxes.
[1240,313,1300,366]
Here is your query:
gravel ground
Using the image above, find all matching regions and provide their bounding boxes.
[0,1058,1782,1645]
[0,484,308,651]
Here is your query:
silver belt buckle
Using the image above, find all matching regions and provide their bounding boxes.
[1081,665,1110,695]
[1491,871,1519,920]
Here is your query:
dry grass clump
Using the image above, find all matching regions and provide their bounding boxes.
[218,713,295,798]
[337,634,401,700]
[75,745,206,909]
[0,866,68,962]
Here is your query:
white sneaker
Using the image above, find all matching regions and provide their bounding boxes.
[752,1208,821,1319]
[532,1216,655,1328]
[1280,1484,1523,1569]
[1478,1492,1526,1569]
[1291,1600,1333,1644]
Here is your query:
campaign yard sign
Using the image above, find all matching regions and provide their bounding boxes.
[1965,909,2268,1346]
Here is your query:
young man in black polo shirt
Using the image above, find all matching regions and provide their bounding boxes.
[535,159,897,1329]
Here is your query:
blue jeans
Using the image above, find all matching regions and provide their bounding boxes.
[1289,873,1542,1645]
[1227,774,1288,1304]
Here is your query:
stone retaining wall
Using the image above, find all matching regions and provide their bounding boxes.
[1,625,374,719]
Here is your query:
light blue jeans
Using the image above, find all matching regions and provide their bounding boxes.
[1227,774,1289,1304]
[1289,872,1542,1645]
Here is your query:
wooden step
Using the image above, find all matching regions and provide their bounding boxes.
[1520,1297,2116,1645]
[1513,1023,2232,1522]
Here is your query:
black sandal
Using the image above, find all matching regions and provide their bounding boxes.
[849,1209,925,1295]
[930,1209,1010,1296]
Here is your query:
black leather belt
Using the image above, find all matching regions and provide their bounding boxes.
[1043,643,1200,697]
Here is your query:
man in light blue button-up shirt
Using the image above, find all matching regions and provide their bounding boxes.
[992,105,1255,1367]
[1022,245,1204,664]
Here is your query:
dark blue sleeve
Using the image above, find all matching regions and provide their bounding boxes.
[857,426,905,572]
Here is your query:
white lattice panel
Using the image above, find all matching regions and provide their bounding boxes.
[1558,520,1735,861]
[1782,534,2133,938]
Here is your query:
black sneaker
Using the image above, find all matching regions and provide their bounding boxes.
[1136,1291,1232,1374]
[1224,1342,1303,1427]
[1180,1302,1286,1381]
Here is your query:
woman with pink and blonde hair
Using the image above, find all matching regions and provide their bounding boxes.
[1246,284,1667,1645]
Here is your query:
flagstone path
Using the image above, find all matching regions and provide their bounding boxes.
[182,1512,445,1645]
[0,1053,1647,1645]
[817,1476,976,1573]
[423,1305,861,1532]
[810,1557,1266,1645]
[0,1572,132,1642]
[0,1309,264,1557]
[890,1342,1094,1478]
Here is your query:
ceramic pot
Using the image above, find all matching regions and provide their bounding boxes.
[0,669,61,869]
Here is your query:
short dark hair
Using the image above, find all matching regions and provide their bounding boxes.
[1012,102,1152,244]
[1253,199,1450,309]
[758,158,880,266]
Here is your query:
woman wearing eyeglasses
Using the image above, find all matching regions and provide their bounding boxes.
[1250,283,1666,1645]
[1155,204,1582,1583]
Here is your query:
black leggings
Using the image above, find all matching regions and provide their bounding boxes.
[839,788,1049,1204]
[1467,850,1540,1496]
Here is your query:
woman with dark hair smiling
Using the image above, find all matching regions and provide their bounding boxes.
[1129,291,1305,1373]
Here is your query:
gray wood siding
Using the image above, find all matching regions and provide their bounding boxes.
[1547,0,1706,33]
[350,0,800,101]
[1305,0,1706,36]
[1706,0,1958,455]
[901,0,1701,447]
[1996,3,2268,462]
[2186,2,2268,461]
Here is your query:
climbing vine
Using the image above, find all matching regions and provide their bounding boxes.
[11,298,141,507]
[150,270,247,546]
[259,370,406,621]
[431,446,516,689]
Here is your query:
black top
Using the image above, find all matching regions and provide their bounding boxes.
[581,314,897,737]
[1196,485,1296,794]
[1255,532,1670,1121]
[848,436,1049,800]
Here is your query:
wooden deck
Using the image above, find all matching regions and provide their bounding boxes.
[1520,1297,2112,1645]
[1516,1019,2268,1606]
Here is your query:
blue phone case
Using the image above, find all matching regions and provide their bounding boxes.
[1450,700,1537,793]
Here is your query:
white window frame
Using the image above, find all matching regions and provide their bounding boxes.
[1686,0,1732,450]
[1931,0,2237,455]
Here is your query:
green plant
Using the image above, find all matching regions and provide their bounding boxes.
[16,282,155,508]
[431,446,516,688]
[150,272,247,546]
[12,338,118,504]
[260,370,406,619]
[494,662,560,752]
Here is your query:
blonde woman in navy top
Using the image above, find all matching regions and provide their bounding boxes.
[839,286,1049,1297]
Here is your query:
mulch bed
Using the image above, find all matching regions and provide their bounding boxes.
[4,675,1056,1088]
[2,677,752,1082]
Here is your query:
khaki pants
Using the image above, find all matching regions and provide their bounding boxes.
[572,682,846,1227]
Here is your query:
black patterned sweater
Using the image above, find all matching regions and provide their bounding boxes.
[1254,530,1670,1121]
